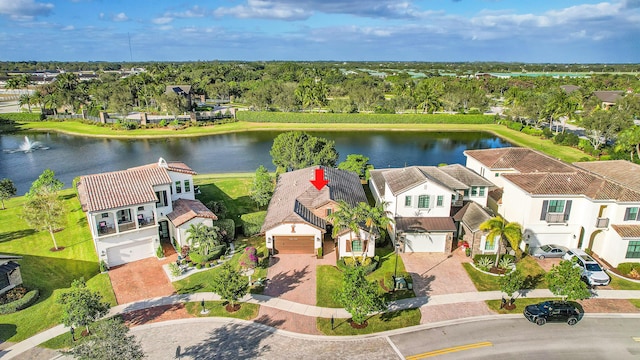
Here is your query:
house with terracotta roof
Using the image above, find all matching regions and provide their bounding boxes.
[368,164,494,253]
[465,148,640,268]
[77,158,216,267]
[261,166,373,258]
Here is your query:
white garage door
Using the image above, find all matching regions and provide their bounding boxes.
[106,239,154,267]
[404,233,447,253]
[531,233,573,249]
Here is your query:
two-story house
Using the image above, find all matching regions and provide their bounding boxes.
[261,166,373,259]
[77,158,216,267]
[369,165,494,253]
[465,148,640,267]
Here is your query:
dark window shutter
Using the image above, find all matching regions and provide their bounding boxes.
[563,200,572,221]
[540,200,549,220]
[363,240,368,253]
[346,240,351,252]
[624,208,632,221]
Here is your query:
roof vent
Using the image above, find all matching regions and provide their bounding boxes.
[158,157,168,168]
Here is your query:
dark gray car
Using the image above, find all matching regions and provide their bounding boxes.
[530,244,568,259]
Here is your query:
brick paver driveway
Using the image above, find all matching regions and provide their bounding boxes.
[109,249,177,304]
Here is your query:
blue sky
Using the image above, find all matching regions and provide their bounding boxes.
[0,0,638,63]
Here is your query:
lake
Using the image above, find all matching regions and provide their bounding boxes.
[0,131,511,194]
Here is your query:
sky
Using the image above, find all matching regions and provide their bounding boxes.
[0,0,639,63]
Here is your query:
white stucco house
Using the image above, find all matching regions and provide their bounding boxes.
[465,148,640,267]
[77,158,216,267]
[261,166,374,259]
[368,164,494,253]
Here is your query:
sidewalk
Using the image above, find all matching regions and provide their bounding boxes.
[4,289,640,359]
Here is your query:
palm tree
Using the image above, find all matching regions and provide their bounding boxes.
[356,202,394,256]
[327,200,362,258]
[19,93,32,113]
[186,223,220,256]
[479,215,523,265]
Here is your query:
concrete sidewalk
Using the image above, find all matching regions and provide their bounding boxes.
[4,289,640,359]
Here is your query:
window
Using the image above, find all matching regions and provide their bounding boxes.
[437,195,444,207]
[463,189,469,197]
[405,196,412,207]
[155,191,168,207]
[0,273,9,290]
[624,207,639,221]
[484,236,496,251]
[101,213,109,218]
[479,187,485,196]
[351,240,362,252]
[548,200,565,213]
[175,181,182,194]
[326,208,332,216]
[137,206,144,211]
[418,195,430,208]
[471,187,478,196]
[626,241,640,258]
[184,180,191,193]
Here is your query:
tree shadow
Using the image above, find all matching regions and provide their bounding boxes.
[0,229,36,243]
[121,303,187,327]
[182,315,284,359]
[522,274,544,290]
[405,272,434,298]
[379,309,402,322]
[0,323,17,351]
[262,263,309,298]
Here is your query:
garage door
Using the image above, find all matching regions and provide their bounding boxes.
[531,233,573,249]
[107,239,155,267]
[274,236,314,254]
[404,233,447,253]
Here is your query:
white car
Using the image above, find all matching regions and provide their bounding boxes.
[563,249,610,286]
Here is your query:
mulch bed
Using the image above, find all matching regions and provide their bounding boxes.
[50,246,65,252]
[225,303,241,313]
[348,319,368,329]
[489,266,506,275]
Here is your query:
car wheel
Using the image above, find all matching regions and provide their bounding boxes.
[567,317,578,326]
[536,317,546,326]
[538,255,545,260]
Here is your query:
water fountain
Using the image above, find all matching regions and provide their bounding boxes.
[3,136,49,153]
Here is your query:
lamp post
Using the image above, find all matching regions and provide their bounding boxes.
[393,240,401,291]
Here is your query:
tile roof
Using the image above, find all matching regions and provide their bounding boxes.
[0,261,19,275]
[396,217,456,233]
[453,202,493,232]
[167,199,218,227]
[464,148,574,173]
[611,225,640,239]
[261,166,367,233]
[438,164,495,187]
[593,90,624,103]
[560,85,580,94]
[78,166,171,212]
[573,160,640,193]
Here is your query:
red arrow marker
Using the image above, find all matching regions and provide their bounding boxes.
[310,168,329,190]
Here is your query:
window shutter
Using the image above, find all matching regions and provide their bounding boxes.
[540,200,549,220]
[363,240,368,253]
[563,200,572,221]
[624,208,632,221]
[346,240,352,252]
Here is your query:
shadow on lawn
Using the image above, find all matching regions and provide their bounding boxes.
[0,229,36,243]
[183,315,284,359]
[19,254,99,301]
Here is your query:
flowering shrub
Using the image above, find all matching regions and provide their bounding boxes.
[239,247,258,269]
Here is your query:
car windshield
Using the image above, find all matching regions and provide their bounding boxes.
[540,245,552,252]
[585,263,602,272]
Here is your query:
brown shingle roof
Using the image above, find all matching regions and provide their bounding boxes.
[611,225,640,238]
[396,217,456,233]
[78,166,171,212]
[573,160,640,193]
[167,199,217,227]
[464,148,574,173]
[261,166,367,233]
[438,164,494,187]
[453,202,492,232]
[593,90,624,104]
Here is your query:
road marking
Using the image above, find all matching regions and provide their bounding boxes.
[406,341,493,359]
[385,336,405,360]
[633,337,640,342]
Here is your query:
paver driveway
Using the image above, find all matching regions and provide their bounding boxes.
[109,244,178,304]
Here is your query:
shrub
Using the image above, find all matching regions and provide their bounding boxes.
[156,246,165,258]
[542,127,553,139]
[617,263,640,275]
[476,257,494,271]
[239,247,259,269]
[336,256,379,274]
[188,245,226,264]
[0,289,39,315]
[195,263,202,269]
[498,256,514,269]
[241,211,266,236]
[505,121,523,131]
[317,247,323,258]
[99,260,109,273]
[213,219,235,241]
[207,201,228,219]
[522,127,543,136]
[169,263,182,277]
[0,286,27,304]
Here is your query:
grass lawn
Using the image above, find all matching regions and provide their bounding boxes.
[629,299,640,309]
[316,265,343,308]
[194,173,260,222]
[184,300,260,320]
[608,275,640,291]
[173,236,267,294]
[463,256,548,292]
[0,191,116,342]
[317,308,421,335]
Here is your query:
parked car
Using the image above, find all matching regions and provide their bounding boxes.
[563,248,610,286]
[523,301,581,326]
[530,244,568,259]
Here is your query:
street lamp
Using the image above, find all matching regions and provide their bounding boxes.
[393,240,401,291]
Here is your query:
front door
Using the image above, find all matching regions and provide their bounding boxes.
[159,220,170,242]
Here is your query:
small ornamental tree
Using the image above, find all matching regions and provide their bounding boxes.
[250,165,274,209]
[65,317,144,360]
[499,269,525,308]
[210,263,249,311]
[22,187,65,250]
[0,178,17,210]
[239,247,259,270]
[26,168,63,197]
[546,259,591,301]
[334,266,387,327]
[57,279,110,335]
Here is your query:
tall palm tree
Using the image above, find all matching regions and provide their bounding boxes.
[356,201,394,256]
[186,223,220,256]
[327,200,362,258]
[479,215,523,265]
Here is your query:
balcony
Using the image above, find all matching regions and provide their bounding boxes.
[545,213,566,224]
[97,215,156,237]
[595,217,609,228]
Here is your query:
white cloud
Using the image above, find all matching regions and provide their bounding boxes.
[61,25,74,31]
[0,0,53,20]
[152,16,173,25]
[112,12,128,22]
[214,0,311,20]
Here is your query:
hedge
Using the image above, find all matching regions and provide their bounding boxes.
[0,289,39,315]
[237,111,495,124]
[336,255,380,275]
[241,211,266,236]
[0,113,43,122]
[617,262,640,275]
[213,219,236,240]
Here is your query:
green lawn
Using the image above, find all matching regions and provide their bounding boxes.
[0,190,115,342]
[317,308,421,335]
[316,265,343,308]
[184,300,260,319]
[608,275,640,290]
[629,299,640,309]
[194,173,260,221]
[463,256,547,292]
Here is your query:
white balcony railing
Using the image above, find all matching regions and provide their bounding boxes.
[545,213,566,224]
